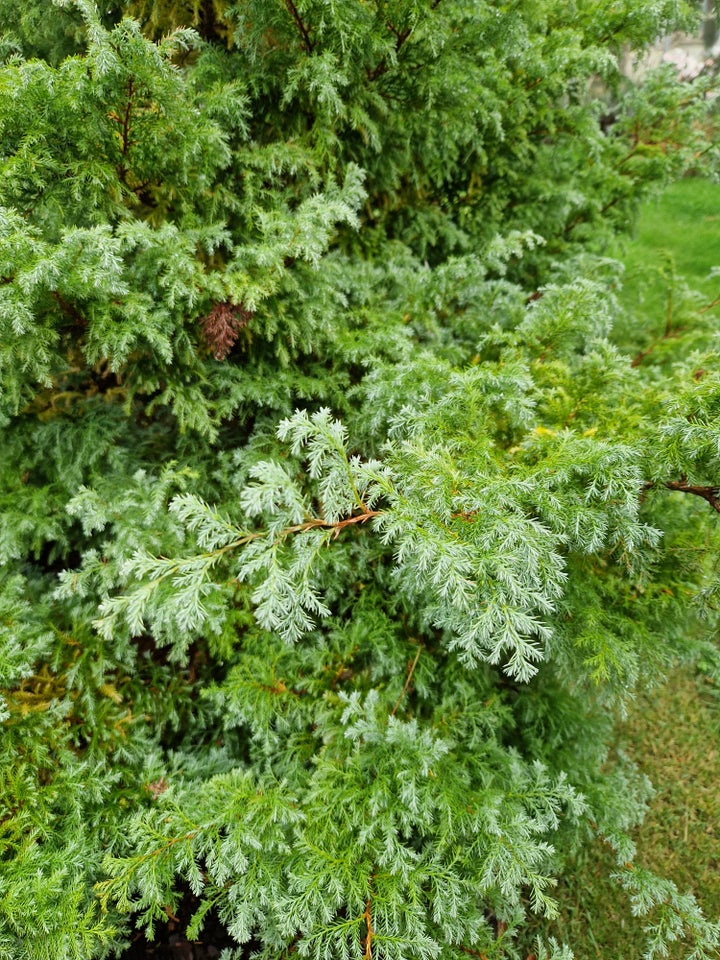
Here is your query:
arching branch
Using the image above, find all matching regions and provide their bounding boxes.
[664,479,720,513]
[645,478,720,513]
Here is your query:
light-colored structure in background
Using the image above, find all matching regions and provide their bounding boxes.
[621,2,718,81]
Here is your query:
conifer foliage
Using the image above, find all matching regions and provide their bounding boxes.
[1,1,720,958]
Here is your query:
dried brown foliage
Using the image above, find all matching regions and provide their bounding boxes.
[200,302,252,360]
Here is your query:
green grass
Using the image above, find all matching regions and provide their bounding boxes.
[527,180,720,959]
[613,179,720,362]
[622,179,720,290]
[541,671,720,959]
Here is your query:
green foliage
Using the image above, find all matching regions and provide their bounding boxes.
[1,1,719,958]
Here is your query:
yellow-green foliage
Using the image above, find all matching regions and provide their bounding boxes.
[125,0,233,43]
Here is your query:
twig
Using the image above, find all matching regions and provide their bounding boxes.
[391,644,423,716]
[563,195,620,238]
[632,286,720,366]
[121,78,134,157]
[630,328,680,368]
[285,0,314,54]
[258,509,381,544]
[51,291,86,328]
[362,897,374,960]
[698,293,720,315]
[367,0,432,82]
[158,510,382,572]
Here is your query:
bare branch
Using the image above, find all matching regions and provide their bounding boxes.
[664,479,720,513]
[285,0,314,54]
[362,896,374,960]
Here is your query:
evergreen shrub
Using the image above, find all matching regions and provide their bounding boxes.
[1,1,720,957]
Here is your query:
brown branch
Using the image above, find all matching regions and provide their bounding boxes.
[663,479,720,513]
[615,144,640,168]
[451,509,481,522]
[273,511,380,543]
[630,343,656,368]
[111,77,136,183]
[121,78,134,157]
[391,644,423,716]
[285,0,314,54]
[362,897,374,960]
[632,286,720,366]
[327,510,381,537]
[382,17,403,42]
[630,326,680,368]
[392,26,412,51]
[698,293,720,315]
[615,130,686,170]
[170,510,382,564]
[366,0,444,80]
[150,510,382,600]
[367,3,427,82]
[563,195,621,239]
[51,291,86,328]
[523,76,544,91]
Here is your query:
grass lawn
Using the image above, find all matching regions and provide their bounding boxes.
[613,178,720,361]
[540,671,720,959]
[529,179,720,959]
[621,179,720,292]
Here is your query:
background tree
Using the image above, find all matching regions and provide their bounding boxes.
[0,2,719,958]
